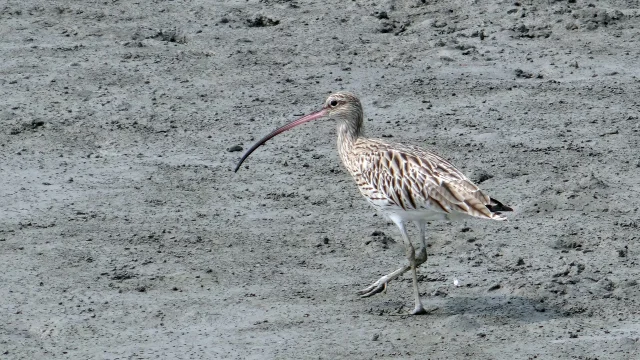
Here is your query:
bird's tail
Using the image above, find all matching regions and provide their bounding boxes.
[486,198,513,220]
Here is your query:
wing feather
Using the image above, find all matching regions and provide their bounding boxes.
[348,138,507,220]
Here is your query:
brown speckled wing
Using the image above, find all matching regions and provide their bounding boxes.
[347,139,505,220]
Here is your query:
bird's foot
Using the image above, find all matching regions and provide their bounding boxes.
[410,303,427,315]
[357,276,391,298]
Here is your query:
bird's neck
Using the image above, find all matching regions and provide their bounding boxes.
[337,120,362,166]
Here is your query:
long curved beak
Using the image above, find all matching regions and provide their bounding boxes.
[234,108,328,172]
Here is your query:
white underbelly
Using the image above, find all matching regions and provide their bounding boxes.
[365,196,471,222]
[386,208,471,222]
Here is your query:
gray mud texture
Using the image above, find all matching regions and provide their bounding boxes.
[2,0,640,359]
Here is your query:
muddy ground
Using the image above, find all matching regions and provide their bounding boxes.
[2,0,640,359]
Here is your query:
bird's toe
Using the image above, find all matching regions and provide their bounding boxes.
[410,303,428,315]
[357,280,388,298]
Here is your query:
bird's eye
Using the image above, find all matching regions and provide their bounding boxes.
[330,100,338,107]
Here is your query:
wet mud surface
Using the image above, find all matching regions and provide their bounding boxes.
[1,0,640,358]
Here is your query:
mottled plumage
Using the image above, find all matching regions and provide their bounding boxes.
[235,91,512,315]
[346,139,508,221]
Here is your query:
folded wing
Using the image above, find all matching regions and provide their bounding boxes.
[350,139,511,220]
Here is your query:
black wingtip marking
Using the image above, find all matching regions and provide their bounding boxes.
[486,197,513,213]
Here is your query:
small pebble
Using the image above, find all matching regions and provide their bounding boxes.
[227,145,243,152]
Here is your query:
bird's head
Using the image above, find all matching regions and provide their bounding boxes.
[322,92,363,126]
[234,91,363,172]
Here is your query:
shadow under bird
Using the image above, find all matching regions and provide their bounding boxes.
[234,92,512,315]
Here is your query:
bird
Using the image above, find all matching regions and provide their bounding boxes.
[234,91,512,315]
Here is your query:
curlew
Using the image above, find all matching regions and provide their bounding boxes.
[234,92,512,315]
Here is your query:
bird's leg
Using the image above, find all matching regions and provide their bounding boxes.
[358,264,410,298]
[357,222,429,299]
[395,220,426,315]
[415,221,428,266]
